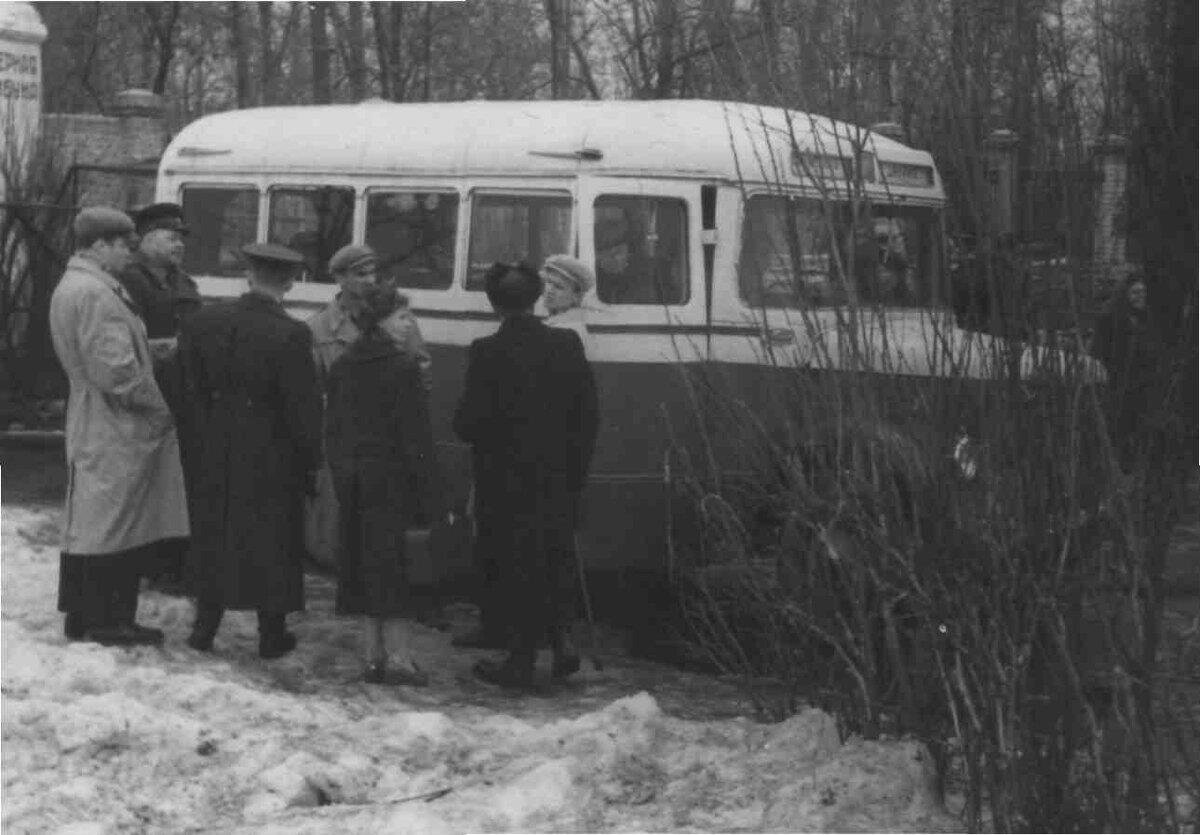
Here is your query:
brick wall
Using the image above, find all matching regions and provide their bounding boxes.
[41,89,165,210]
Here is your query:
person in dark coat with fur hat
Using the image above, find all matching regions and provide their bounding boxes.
[325,278,437,685]
[454,261,599,689]
[179,243,322,659]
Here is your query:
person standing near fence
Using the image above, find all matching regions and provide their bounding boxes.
[179,243,321,659]
[117,202,202,592]
[454,261,599,689]
[49,206,189,646]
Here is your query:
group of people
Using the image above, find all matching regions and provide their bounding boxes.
[50,202,599,690]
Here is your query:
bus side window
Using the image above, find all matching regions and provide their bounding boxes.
[181,186,259,277]
[465,193,572,290]
[594,196,689,305]
[268,186,355,283]
[366,191,458,290]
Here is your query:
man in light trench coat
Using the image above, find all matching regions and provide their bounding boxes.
[49,206,190,646]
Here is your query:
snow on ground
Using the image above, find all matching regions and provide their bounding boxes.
[2,503,959,834]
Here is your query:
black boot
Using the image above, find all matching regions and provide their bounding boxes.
[257,612,297,660]
[550,627,581,679]
[111,563,164,645]
[187,603,223,652]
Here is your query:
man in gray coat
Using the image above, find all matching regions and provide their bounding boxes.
[49,206,190,646]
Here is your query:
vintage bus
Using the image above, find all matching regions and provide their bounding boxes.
[155,99,1103,604]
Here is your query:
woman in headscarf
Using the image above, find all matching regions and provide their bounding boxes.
[325,278,437,685]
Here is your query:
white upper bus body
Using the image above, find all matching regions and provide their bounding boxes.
[157,99,1103,384]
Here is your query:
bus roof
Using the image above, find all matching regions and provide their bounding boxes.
[159,99,943,198]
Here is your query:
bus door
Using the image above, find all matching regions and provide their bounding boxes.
[575,177,706,572]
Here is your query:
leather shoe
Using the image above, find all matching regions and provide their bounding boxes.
[84,624,163,647]
[259,631,297,660]
[452,628,507,650]
[472,657,535,690]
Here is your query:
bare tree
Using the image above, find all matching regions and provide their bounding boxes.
[225,2,251,108]
[310,2,332,104]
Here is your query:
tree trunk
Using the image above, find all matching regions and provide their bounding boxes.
[310,1,332,104]
[422,2,433,102]
[370,2,393,100]
[545,0,571,99]
[345,1,366,100]
[257,2,273,105]
[227,2,251,108]
[653,0,677,99]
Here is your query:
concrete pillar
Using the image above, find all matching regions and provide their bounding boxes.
[984,128,1019,238]
[1091,134,1128,267]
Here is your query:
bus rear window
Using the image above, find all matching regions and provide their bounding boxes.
[738,195,942,309]
[268,187,354,283]
[180,186,258,277]
[466,193,571,290]
[366,191,458,290]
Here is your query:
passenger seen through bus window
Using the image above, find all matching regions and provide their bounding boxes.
[593,196,688,305]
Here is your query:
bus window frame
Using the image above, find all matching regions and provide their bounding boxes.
[733,187,947,313]
[577,177,704,326]
[363,185,464,292]
[265,182,358,284]
[464,186,576,292]
[177,181,263,279]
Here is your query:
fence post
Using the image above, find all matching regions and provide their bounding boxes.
[984,128,1019,239]
[1091,134,1128,276]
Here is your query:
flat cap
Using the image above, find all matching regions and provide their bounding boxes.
[73,206,135,239]
[328,243,378,276]
[133,202,189,236]
[541,254,595,296]
[242,242,306,267]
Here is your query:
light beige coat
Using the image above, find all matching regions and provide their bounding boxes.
[49,255,189,555]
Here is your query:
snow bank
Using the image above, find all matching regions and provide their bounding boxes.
[2,504,959,833]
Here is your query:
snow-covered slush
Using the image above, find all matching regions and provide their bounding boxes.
[2,505,958,833]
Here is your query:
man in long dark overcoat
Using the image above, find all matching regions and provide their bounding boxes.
[117,202,202,591]
[453,261,599,689]
[179,243,322,659]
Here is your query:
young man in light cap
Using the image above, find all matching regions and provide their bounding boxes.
[540,253,595,337]
[454,261,599,690]
[118,201,202,594]
[179,243,322,659]
[308,243,431,390]
[49,206,190,646]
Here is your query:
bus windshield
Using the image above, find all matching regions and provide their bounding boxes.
[738,195,943,309]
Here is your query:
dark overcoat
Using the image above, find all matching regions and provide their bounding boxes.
[452,313,599,644]
[117,254,202,425]
[325,331,437,616]
[179,292,321,612]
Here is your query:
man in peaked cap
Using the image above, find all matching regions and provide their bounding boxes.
[179,241,322,660]
[49,206,189,646]
[118,202,202,594]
